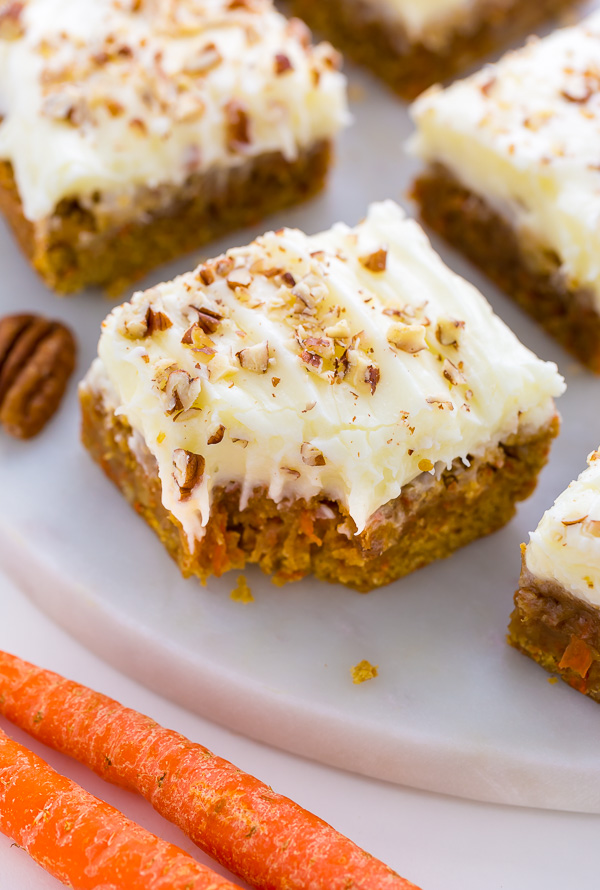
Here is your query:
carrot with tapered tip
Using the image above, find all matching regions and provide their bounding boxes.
[0,726,245,890]
[0,650,421,890]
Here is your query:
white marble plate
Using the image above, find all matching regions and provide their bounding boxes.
[3,60,600,814]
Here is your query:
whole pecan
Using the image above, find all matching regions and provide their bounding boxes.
[0,313,76,439]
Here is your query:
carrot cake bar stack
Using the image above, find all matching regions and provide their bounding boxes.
[290,0,580,99]
[80,201,564,591]
[411,11,600,372]
[0,0,348,294]
[510,449,600,701]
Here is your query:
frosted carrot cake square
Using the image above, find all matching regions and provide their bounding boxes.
[0,0,347,294]
[80,201,564,591]
[510,449,600,701]
[411,11,600,372]
[289,0,579,100]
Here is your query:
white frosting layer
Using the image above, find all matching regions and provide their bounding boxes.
[0,0,348,221]
[355,0,511,48]
[410,10,600,310]
[87,201,564,545]
[526,451,600,607]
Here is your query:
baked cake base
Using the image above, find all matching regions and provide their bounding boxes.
[0,142,331,296]
[81,381,559,592]
[290,0,579,100]
[412,164,600,373]
[509,553,600,701]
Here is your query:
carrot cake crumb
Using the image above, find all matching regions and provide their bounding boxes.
[230,576,254,604]
[351,660,378,684]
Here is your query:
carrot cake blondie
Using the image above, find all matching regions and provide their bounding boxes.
[80,201,565,592]
[411,11,600,372]
[510,449,600,701]
[289,0,579,100]
[0,0,347,295]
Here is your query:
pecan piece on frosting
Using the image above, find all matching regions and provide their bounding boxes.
[359,248,387,273]
[145,306,173,336]
[0,313,76,439]
[236,341,269,372]
[0,2,25,40]
[301,442,326,466]
[173,448,205,500]
[225,99,251,151]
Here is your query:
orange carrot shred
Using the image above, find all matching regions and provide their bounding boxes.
[299,512,322,545]
[558,635,594,678]
[0,650,420,890]
[0,726,244,890]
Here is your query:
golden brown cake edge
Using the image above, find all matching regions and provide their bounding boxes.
[0,142,332,296]
[80,379,560,592]
[290,0,581,100]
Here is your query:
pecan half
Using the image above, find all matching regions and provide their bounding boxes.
[0,313,76,439]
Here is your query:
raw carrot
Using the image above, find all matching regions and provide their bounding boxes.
[0,650,420,890]
[0,726,244,890]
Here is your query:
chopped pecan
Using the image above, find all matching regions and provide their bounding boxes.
[173,449,205,500]
[227,268,253,290]
[198,265,216,286]
[442,358,466,386]
[225,99,251,151]
[145,307,172,335]
[192,305,223,334]
[280,271,296,288]
[301,442,326,466]
[0,2,24,39]
[207,424,225,445]
[387,323,427,354]
[286,17,311,48]
[584,519,600,537]
[215,256,234,277]
[436,317,465,347]
[300,350,323,372]
[359,248,387,273]
[0,313,76,439]
[364,365,380,394]
[236,341,269,372]
[274,53,293,75]
[184,42,222,75]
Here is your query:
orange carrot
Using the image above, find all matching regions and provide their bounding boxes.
[0,650,420,890]
[558,635,594,678]
[0,726,244,890]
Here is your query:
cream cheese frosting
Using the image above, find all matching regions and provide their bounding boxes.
[348,0,512,49]
[410,10,600,310]
[526,450,600,608]
[86,200,564,546]
[0,0,348,221]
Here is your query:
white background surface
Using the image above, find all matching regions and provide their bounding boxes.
[2,570,600,890]
[3,8,600,889]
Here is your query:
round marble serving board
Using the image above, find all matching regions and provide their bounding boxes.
[3,58,600,814]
